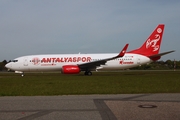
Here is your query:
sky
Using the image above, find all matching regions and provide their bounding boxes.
[0,0,180,61]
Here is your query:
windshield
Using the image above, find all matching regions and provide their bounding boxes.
[10,60,18,62]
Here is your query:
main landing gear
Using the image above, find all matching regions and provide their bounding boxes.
[84,71,92,76]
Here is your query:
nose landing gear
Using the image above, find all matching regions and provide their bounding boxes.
[15,71,24,77]
[21,73,24,77]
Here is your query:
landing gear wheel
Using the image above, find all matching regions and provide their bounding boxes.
[87,71,92,76]
[84,71,92,76]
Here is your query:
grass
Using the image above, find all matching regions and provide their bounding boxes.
[0,71,180,96]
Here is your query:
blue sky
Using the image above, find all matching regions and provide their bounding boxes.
[0,0,180,61]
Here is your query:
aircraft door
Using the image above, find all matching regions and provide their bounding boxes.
[24,57,28,66]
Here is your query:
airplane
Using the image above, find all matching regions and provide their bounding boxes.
[5,24,174,76]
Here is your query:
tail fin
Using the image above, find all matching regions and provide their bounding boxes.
[128,24,165,58]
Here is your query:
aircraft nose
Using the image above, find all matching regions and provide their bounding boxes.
[5,63,11,69]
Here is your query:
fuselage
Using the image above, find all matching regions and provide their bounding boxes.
[6,53,151,72]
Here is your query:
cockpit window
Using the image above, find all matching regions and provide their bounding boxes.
[11,60,18,62]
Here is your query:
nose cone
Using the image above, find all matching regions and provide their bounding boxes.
[5,63,11,69]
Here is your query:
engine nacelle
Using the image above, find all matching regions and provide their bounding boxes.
[61,65,80,74]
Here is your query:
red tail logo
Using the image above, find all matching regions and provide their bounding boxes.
[128,24,164,56]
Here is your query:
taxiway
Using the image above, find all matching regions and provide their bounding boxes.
[0,94,180,120]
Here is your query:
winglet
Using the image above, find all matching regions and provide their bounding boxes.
[118,44,129,57]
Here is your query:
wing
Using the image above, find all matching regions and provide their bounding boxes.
[78,44,129,71]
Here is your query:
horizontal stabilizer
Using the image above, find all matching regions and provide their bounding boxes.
[148,50,175,61]
[149,50,175,58]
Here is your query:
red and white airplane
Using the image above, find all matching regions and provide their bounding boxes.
[5,24,174,76]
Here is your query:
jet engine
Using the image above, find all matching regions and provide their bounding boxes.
[61,65,80,74]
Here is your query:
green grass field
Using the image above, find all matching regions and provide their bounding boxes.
[0,71,180,96]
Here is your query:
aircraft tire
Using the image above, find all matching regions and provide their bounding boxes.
[87,71,92,76]
[84,71,92,76]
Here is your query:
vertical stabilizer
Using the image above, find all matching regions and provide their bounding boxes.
[128,24,165,58]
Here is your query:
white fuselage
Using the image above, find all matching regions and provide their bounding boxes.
[6,53,151,72]
[5,24,172,75]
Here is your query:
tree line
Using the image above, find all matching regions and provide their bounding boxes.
[131,60,179,70]
[0,60,7,71]
[0,60,179,71]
